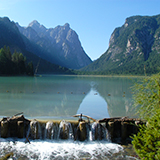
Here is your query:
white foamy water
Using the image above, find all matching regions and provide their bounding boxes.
[0,138,126,159]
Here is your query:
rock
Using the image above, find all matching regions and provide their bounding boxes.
[83,15,160,75]
[0,115,30,138]
[59,120,72,139]
[121,121,128,140]
[17,121,24,138]
[91,122,105,140]
[45,121,54,139]
[30,120,40,139]
[9,119,18,137]
[1,120,9,138]
[17,21,92,69]
[77,121,87,141]
[107,121,114,140]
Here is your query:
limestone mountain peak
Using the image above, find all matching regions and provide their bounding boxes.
[28,20,47,33]
[83,14,160,75]
[17,20,92,69]
[64,23,70,28]
[28,20,40,28]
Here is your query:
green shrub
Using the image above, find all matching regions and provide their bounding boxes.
[132,109,160,160]
[132,73,160,120]
[132,73,160,159]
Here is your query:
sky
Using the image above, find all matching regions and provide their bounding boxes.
[0,0,160,60]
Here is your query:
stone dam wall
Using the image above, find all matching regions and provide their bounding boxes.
[0,114,145,144]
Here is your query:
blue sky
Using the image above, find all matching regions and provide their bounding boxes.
[0,0,160,60]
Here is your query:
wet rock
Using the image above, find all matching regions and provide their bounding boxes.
[9,119,18,137]
[1,119,9,138]
[77,121,87,141]
[0,152,14,160]
[59,120,72,139]
[91,122,105,140]
[121,121,128,140]
[107,121,114,141]
[45,121,54,139]
[17,121,24,138]
[30,120,40,139]
[0,115,30,138]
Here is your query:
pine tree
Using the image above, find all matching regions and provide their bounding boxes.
[0,46,33,75]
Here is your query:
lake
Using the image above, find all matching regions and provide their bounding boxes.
[0,75,137,120]
[0,75,139,159]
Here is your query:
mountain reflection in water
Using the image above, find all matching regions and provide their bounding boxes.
[77,88,109,119]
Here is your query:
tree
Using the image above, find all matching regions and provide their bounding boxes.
[0,46,34,76]
[18,53,26,74]
[0,47,13,74]
[4,46,12,60]
[12,51,26,74]
[132,73,160,120]
[131,73,160,159]
[26,62,34,76]
[132,109,160,160]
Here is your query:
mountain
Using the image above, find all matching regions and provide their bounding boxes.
[16,20,92,69]
[0,17,74,74]
[82,15,160,75]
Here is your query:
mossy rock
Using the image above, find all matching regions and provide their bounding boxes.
[0,152,14,160]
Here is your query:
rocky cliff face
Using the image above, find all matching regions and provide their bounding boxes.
[0,17,74,74]
[17,21,92,69]
[108,16,157,62]
[83,15,160,75]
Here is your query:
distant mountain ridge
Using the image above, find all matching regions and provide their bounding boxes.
[82,14,160,75]
[16,20,92,69]
[1,15,160,75]
[0,17,74,74]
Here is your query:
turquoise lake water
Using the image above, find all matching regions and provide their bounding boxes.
[0,75,137,120]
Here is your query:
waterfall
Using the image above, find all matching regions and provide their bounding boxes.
[45,121,59,139]
[58,120,74,140]
[0,119,109,142]
[0,116,142,159]
[91,122,107,141]
[30,120,42,139]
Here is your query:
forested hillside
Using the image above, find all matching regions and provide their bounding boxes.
[0,46,33,75]
[0,17,74,75]
[82,15,160,75]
